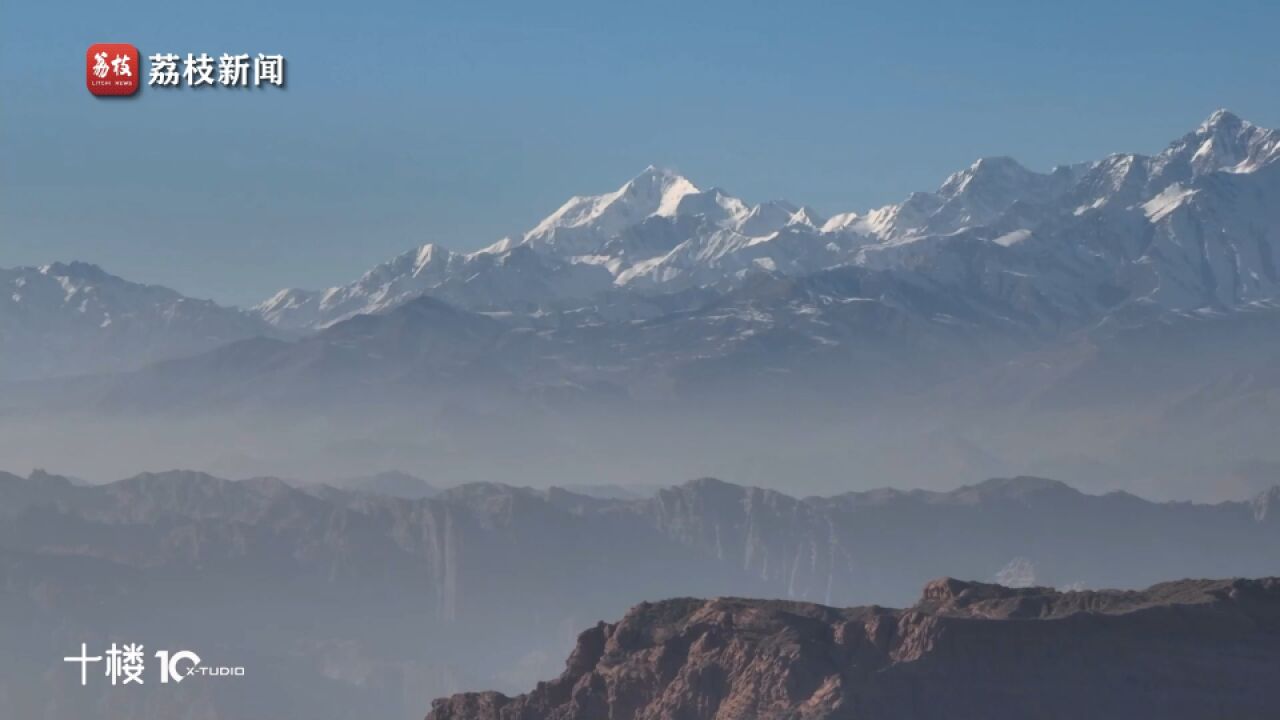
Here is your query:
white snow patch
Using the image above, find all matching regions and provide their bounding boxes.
[992,229,1031,247]
[1142,184,1197,222]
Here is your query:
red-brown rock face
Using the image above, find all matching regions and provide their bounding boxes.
[427,577,1280,720]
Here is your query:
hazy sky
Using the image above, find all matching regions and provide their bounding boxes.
[3,0,1279,306]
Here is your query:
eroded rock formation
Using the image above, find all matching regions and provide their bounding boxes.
[427,577,1280,720]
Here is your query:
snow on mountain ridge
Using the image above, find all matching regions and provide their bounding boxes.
[1,262,274,381]
[255,166,826,328]
[14,112,1280,385]
[253,111,1280,332]
[1181,109,1280,175]
[522,165,702,255]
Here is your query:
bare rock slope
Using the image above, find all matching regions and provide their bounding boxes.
[427,577,1280,720]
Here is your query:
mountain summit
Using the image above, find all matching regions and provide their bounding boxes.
[522,166,702,255]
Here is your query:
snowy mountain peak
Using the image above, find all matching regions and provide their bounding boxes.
[631,166,701,218]
[38,261,112,282]
[472,236,518,256]
[671,187,750,226]
[1159,109,1280,177]
[735,200,801,236]
[631,164,691,186]
[787,205,825,229]
[414,243,445,274]
[1200,108,1245,134]
[521,166,701,254]
[938,156,1041,201]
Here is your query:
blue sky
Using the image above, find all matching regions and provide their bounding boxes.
[3,0,1279,305]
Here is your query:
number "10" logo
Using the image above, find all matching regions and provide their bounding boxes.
[154,649,201,683]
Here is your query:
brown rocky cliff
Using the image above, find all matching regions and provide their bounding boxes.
[427,577,1280,720]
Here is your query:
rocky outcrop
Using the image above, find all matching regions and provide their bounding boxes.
[427,577,1280,720]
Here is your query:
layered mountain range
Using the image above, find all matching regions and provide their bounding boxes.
[6,109,1279,382]
[426,577,1280,720]
[2,469,1279,719]
[5,111,1280,494]
[6,111,1279,719]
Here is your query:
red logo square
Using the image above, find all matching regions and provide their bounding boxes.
[87,44,139,96]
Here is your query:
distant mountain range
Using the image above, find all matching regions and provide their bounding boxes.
[322,470,438,498]
[5,109,1279,384]
[2,470,1278,719]
[6,113,1280,719]
[427,576,1280,720]
[254,109,1280,332]
[6,111,1280,495]
[0,262,275,382]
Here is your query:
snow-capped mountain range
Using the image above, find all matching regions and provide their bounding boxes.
[0,261,273,382]
[255,109,1280,332]
[5,110,1280,385]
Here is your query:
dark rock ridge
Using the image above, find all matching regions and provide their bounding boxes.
[427,576,1280,720]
